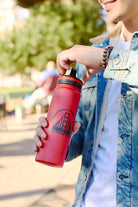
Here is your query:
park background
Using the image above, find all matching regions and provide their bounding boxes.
[0,0,106,207]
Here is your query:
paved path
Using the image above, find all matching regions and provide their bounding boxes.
[0,114,81,207]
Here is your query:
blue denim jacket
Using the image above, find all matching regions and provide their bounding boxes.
[66,32,138,207]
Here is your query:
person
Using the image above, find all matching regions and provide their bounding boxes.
[23,61,59,113]
[33,0,138,207]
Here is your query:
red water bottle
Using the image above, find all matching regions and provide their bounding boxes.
[35,68,83,167]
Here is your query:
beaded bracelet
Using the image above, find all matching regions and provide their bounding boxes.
[101,45,113,69]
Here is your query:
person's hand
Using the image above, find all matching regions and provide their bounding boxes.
[57,45,104,84]
[33,116,81,152]
[33,116,47,152]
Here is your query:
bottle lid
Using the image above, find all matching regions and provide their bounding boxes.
[57,68,83,90]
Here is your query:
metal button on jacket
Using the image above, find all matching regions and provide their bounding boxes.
[113,54,121,65]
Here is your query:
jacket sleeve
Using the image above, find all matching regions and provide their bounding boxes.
[65,100,85,162]
[104,47,138,94]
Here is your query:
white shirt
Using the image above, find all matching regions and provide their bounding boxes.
[81,35,130,207]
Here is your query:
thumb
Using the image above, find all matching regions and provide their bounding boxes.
[82,68,96,84]
[72,122,81,137]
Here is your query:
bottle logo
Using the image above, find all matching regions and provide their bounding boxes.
[51,109,74,137]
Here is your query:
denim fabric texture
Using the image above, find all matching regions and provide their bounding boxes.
[66,32,138,207]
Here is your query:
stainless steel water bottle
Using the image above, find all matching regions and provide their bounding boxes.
[35,68,83,167]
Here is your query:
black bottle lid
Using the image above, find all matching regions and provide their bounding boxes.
[68,68,77,78]
[57,68,83,90]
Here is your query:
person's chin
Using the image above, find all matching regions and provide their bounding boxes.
[107,13,120,24]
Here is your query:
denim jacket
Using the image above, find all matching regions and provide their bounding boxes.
[66,32,138,207]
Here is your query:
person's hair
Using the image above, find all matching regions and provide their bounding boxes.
[90,22,122,44]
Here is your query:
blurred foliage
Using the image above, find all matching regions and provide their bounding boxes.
[0,86,34,93]
[0,0,105,74]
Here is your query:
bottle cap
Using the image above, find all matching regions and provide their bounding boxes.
[57,68,83,90]
[68,68,77,78]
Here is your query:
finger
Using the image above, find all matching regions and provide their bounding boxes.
[56,52,69,75]
[34,134,43,148]
[33,143,38,152]
[72,122,81,137]
[82,69,96,84]
[36,125,47,139]
[57,50,75,75]
[39,116,48,128]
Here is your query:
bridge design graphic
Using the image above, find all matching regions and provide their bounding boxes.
[52,111,72,136]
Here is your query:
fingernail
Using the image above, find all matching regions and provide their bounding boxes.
[42,122,46,127]
[41,132,46,139]
[37,143,41,148]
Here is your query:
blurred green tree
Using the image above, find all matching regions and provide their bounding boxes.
[0,0,105,74]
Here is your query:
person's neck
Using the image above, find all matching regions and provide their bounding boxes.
[122,18,138,42]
